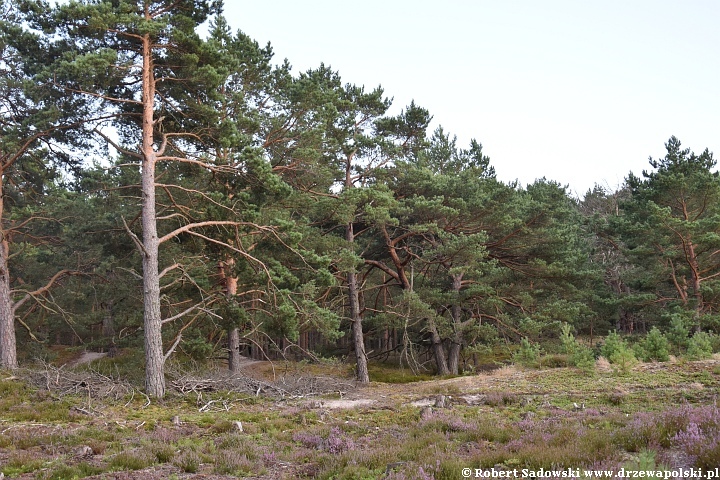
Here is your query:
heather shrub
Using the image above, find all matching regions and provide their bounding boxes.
[670,405,720,468]
[484,390,518,406]
[695,441,720,469]
[673,422,706,457]
[618,404,720,453]
[607,390,626,406]
[385,463,435,480]
[151,444,175,463]
[173,450,201,473]
[292,431,324,449]
[420,410,477,433]
[293,427,355,454]
[491,425,615,469]
[615,412,666,452]
[213,451,258,476]
[109,450,154,471]
[325,427,356,454]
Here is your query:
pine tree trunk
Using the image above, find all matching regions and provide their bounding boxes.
[0,233,17,369]
[347,223,369,383]
[141,34,165,398]
[428,319,450,376]
[448,342,461,375]
[228,327,241,371]
[447,273,463,375]
[223,261,241,372]
[688,240,704,331]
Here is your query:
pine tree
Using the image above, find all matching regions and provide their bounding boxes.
[36,0,253,397]
[622,137,720,331]
[0,0,93,368]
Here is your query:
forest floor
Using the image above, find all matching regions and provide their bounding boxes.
[1,353,720,479]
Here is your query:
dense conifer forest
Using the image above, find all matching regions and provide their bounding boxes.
[2,0,719,400]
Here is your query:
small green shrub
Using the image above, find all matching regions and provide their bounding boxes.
[600,331,625,360]
[687,331,713,360]
[559,323,577,355]
[601,331,637,374]
[513,338,541,368]
[610,347,638,375]
[623,449,670,470]
[666,315,691,353]
[707,331,720,353]
[638,327,670,362]
[571,345,597,373]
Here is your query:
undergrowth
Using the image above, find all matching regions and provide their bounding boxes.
[1,354,719,478]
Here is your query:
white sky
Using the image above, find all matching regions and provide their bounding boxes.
[221,1,719,197]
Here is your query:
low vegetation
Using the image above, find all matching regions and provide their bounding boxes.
[2,342,720,479]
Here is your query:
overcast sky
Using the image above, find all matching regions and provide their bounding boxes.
[220,1,719,197]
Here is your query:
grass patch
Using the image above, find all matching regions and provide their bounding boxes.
[40,462,104,480]
[368,363,434,383]
[0,450,47,476]
[108,450,154,471]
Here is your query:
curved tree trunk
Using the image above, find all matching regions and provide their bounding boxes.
[428,319,450,376]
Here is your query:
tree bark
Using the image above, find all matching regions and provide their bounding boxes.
[347,222,369,383]
[376,227,454,376]
[447,273,464,375]
[428,318,450,376]
[228,327,241,371]
[140,33,165,398]
[0,229,17,369]
[687,240,704,332]
[221,257,242,372]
